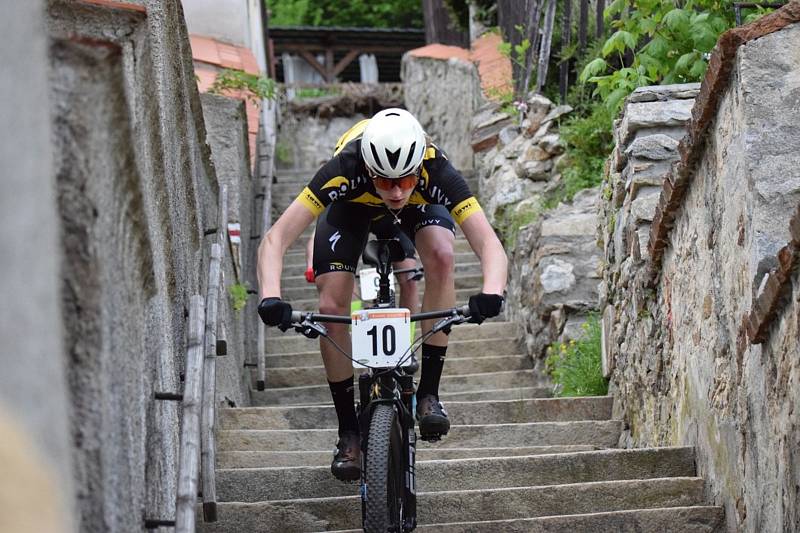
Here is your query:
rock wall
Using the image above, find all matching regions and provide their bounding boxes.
[600,11,800,533]
[45,0,259,530]
[473,94,602,364]
[275,114,367,171]
[0,2,75,531]
[402,53,483,170]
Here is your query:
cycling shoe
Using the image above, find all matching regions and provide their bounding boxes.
[331,431,361,482]
[416,394,450,441]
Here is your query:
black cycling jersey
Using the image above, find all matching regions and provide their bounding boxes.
[295,121,483,226]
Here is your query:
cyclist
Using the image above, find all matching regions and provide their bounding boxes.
[257,108,507,481]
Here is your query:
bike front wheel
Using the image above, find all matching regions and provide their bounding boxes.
[363,403,405,532]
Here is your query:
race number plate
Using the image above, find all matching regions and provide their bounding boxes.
[358,267,396,301]
[351,308,411,368]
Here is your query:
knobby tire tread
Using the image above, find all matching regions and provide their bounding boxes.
[364,404,402,532]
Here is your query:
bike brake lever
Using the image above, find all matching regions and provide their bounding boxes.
[295,319,327,339]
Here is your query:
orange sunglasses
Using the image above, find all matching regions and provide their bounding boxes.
[370,170,420,191]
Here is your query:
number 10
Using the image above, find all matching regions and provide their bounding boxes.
[366,325,396,356]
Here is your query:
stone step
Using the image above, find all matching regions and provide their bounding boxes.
[289,287,479,312]
[221,396,614,431]
[269,320,520,342]
[327,506,726,533]
[252,370,546,405]
[217,445,603,469]
[260,355,532,388]
[261,348,524,369]
[217,447,695,502]
[198,477,706,532]
[218,420,622,452]
[280,274,484,300]
[280,260,482,279]
[282,249,477,268]
[283,235,473,255]
[268,177,480,194]
[252,382,552,406]
[265,335,523,361]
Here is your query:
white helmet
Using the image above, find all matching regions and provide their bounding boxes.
[361,108,426,179]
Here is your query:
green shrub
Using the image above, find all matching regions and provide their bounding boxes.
[228,283,249,313]
[545,102,614,207]
[545,314,608,397]
[208,69,277,103]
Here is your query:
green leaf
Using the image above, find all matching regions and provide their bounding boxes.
[689,57,708,79]
[579,58,609,83]
[674,51,697,73]
[663,8,690,33]
[606,87,629,112]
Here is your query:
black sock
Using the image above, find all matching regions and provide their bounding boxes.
[328,376,359,435]
[416,344,447,400]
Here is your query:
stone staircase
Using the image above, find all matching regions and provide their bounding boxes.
[199,170,725,532]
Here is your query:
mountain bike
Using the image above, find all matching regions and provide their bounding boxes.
[285,239,471,532]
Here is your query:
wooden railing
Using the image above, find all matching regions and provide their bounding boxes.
[174,186,229,532]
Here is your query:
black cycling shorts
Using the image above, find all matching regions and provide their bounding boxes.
[312,202,456,277]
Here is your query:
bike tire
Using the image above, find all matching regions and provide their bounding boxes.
[363,403,404,532]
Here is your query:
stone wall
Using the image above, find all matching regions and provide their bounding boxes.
[276,114,367,171]
[472,94,602,365]
[402,52,483,170]
[44,0,258,530]
[600,8,800,532]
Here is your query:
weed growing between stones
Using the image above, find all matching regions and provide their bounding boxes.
[229,283,249,313]
[545,314,608,397]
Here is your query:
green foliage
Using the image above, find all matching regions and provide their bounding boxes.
[209,68,277,103]
[267,0,423,28]
[275,141,292,164]
[579,0,772,112]
[545,101,614,207]
[545,315,608,397]
[293,86,342,99]
[229,283,249,313]
[504,201,543,248]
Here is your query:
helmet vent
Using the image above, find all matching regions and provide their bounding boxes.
[385,147,401,167]
[386,112,401,117]
[369,142,383,173]
[402,142,417,171]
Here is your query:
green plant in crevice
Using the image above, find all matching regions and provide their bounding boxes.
[229,283,249,313]
[209,68,277,104]
[545,314,608,397]
[274,141,292,164]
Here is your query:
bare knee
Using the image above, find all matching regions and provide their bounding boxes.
[423,245,454,282]
[317,278,352,315]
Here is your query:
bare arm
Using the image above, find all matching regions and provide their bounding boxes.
[257,199,316,299]
[459,211,508,295]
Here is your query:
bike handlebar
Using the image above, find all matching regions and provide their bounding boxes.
[289,305,471,325]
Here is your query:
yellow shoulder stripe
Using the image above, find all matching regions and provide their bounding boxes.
[451,197,483,225]
[322,176,349,190]
[424,146,436,160]
[334,119,370,155]
[348,191,385,207]
[296,187,324,217]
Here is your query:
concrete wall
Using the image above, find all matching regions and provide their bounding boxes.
[402,54,483,170]
[44,0,258,530]
[0,2,75,531]
[183,0,249,47]
[600,20,800,533]
[275,114,368,172]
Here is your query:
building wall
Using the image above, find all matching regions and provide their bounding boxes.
[44,0,258,530]
[601,20,800,533]
[0,1,75,531]
[182,0,250,47]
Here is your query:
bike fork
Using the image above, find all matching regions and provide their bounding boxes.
[403,426,417,532]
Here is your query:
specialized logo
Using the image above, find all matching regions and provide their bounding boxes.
[329,230,342,252]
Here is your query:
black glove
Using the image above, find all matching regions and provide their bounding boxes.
[258,297,292,328]
[468,293,505,324]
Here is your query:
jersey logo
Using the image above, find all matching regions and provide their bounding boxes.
[329,231,342,252]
